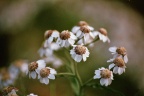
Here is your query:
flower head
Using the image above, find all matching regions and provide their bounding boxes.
[2,86,18,96]
[27,93,38,96]
[38,67,57,84]
[72,21,95,44]
[44,30,59,44]
[93,67,113,86]
[26,60,46,79]
[93,28,110,43]
[70,45,89,62]
[56,30,77,47]
[109,46,128,63]
[107,57,126,75]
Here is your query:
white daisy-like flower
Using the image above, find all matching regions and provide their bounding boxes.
[56,30,77,47]
[93,28,110,43]
[72,21,95,44]
[70,45,90,62]
[93,67,113,86]
[44,30,59,44]
[109,46,128,63]
[27,93,38,96]
[2,86,18,96]
[38,67,57,84]
[44,55,63,68]
[107,57,126,75]
[26,60,46,79]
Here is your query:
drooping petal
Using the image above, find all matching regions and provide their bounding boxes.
[124,55,128,63]
[31,71,36,79]
[109,63,115,69]
[48,74,55,79]
[75,55,82,62]
[109,47,117,53]
[100,78,106,86]
[118,67,124,75]
[43,78,49,84]
[113,66,118,74]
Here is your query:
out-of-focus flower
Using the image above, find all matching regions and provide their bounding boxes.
[44,30,59,44]
[26,60,46,79]
[107,57,126,75]
[93,67,113,86]
[27,93,38,96]
[38,67,57,84]
[93,28,110,43]
[109,46,128,63]
[2,86,18,96]
[43,55,63,68]
[0,68,15,89]
[72,21,95,44]
[56,30,77,47]
[70,45,89,62]
[9,60,28,76]
[39,42,60,57]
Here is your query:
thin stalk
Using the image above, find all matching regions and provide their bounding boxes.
[82,77,93,87]
[56,73,75,77]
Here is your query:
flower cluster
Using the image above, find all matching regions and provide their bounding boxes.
[93,46,128,86]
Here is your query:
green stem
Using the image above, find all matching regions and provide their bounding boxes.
[56,73,74,77]
[85,38,99,46]
[82,77,93,87]
[74,62,83,86]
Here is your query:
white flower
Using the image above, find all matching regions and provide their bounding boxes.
[93,28,110,43]
[56,30,77,47]
[72,21,95,44]
[26,60,46,79]
[93,67,113,86]
[44,30,59,44]
[2,86,18,96]
[38,67,57,84]
[70,45,89,62]
[44,55,63,68]
[107,57,126,75]
[109,46,128,63]
[27,93,38,96]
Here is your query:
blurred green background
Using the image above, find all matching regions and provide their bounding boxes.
[0,0,144,96]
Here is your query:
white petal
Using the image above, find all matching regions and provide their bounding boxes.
[107,59,114,62]
[61,40,66,47]
[82,55,87,61]
[76,30,82,38]
[70,49,75,54]
[70,32,77,39]
[52,31,59,38]
[30,71,36,79]
[100,78,106,86]
[104,79,109,86]
[48,74,55,79]
[50,69,57,74]
[43,78,49,84]
[124,55,128,63]
[113,66,118,74]
[75,55,82,62]
[93,75,101,79]
[40,78,44,83]
[109,63,115,69]
[88,26,94,31]
[109,47,117,53]
[48,37,53,43]
[68,38,75,45]
[108,79,112,85]
[72,26,80,33]
[118,67,124,75]
[95,70,101,75]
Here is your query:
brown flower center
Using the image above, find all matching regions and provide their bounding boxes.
[101,69,111,78]
[113,57,125,67]
[116,47,127,56]
[3,86,18,95]
[44,30,53,39]
[80,25,90,33]
[0,68,10,81]
[75,45,86,55]
[40,68,50,78]
[98,28,107,36]
[28,62,38,71]
[78,21,88,26]
[60,30,70,40]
